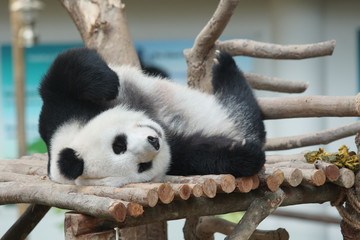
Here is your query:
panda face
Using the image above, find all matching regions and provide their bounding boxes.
[49,106,171,187]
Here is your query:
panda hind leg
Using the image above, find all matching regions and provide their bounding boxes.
[211,51,266,145]
[211,51,250,99]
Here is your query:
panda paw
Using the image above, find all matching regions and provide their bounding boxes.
[213,50,221,64]
[212,51,244,91]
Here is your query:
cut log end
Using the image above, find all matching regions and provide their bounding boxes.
[314,160,340,182]
[146,189,159,207]
[202,179,217,198]
[157,183,175,204]
[236,177,253,193]
[265,175,281,192]
[251,175,260,190]
[108,201,127,222]
[126,202,144,218]
[218,174,236,193]
[334,168,355,188]
[283,168,303,187]
[324,165,341,182]
[189,184,203,197]
[173,184,191,200]
[302,169,326,186]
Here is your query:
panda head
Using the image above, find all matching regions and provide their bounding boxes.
[49,106,170,187]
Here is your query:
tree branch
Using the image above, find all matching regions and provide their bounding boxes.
[1,204,51,240]
[244,73,309,93]
[265,122,360,150]
[225,189,285,240]
[185,0,240,91]
[59,0,140,67]
[259,95,360,119]
[217,39,336,59]
[196,216,289,240]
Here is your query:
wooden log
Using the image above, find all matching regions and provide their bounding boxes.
[0,159,47,176]
[188,184,203,198]
[64,184,342,233]
[163,175,218,198]
[333,168,355,188]
[266,154,307,164]
[80,187,159,208]
[259,168,284,192]
[314,160,340,182]
[164,174,235,193]
[251,175,260,190]
[120,222,168,240]
[278,168,303,187]
[265,162,315,169]
[0,172,159,207]
[218,39,336,60]
[301,169,326,186]
[170,184,191,200]
[258,95,360,119]
[201,179,217,198]
[123,202,144,218]
[125,183,174,204]
[9,184,129,222]
[236,177,253,193]
[204,174,236,193]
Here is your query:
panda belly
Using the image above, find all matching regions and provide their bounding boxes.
[115,72,244,141]
[155,85,242,140]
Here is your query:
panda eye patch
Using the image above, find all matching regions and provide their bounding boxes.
[112,134,127,154]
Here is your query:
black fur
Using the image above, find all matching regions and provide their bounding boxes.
[138,162,153,173]
[58,148,84,179]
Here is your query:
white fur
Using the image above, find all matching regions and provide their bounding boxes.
[110,65,244,141]
[50,106,170,187]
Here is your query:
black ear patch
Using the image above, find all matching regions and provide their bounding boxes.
[138,162,153,173]
[58,148,84,180]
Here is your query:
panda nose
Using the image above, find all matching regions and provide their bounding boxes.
[147,136,160,150]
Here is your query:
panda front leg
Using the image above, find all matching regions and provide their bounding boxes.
[41,48,120,104]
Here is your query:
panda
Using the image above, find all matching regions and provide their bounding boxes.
[38,47,266,187]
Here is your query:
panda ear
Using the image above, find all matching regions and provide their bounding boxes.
[58,148,84,180]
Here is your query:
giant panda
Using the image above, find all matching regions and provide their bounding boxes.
[38,48,266,187]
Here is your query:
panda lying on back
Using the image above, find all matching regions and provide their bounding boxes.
[39,48,266,187]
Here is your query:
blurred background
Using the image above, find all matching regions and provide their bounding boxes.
[0,0,359,239]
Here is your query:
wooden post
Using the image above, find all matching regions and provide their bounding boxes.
[9,0,27,158]
[9,0,30,230]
